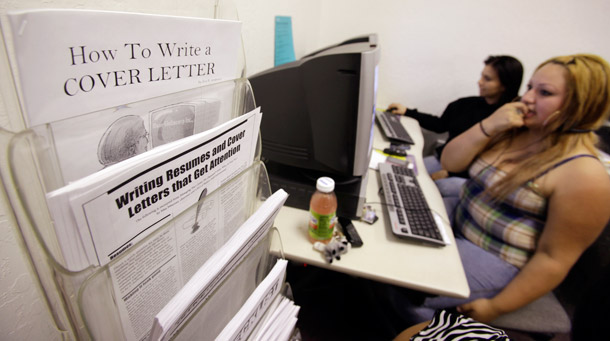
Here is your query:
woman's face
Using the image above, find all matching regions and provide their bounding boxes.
[478,65,505,104]
[520,63,567,129]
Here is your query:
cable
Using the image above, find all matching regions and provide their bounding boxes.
[271,226,285,260]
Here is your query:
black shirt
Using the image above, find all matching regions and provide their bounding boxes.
[405,96,501,178]
[405,96,501,156]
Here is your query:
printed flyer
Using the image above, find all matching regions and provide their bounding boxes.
[45,108,261,271]
[6,9,242,127]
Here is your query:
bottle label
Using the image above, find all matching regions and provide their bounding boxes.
[308,210,336,241]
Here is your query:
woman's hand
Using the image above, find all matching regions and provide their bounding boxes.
[387,103,407,115]
[430,169,449,180]
[481,102,529,136]
[457,298,502,323]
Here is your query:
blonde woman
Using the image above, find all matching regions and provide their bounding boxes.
[439,54,610,322]
[377,55,610,337]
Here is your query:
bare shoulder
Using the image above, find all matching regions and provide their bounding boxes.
[546,153,610,212]
[553,154,610,188]
[541,153,610,253]
[538,155,610,265]
[546,154,607,189]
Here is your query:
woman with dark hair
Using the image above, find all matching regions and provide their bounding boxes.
[388,56,524,160]
[485,55,524,105]
[387,56,524,212]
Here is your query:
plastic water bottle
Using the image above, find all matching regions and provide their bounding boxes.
[308,177,338,243]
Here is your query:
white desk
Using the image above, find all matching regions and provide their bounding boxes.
[269,116,470,298]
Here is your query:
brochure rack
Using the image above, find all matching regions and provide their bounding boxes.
[0,2,293,340]
[1,150,277,340]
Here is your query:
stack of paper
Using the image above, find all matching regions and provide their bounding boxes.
[215,258,289,341]
[248,295,300,341]
[45,108,262,271]
[149,189,289,341]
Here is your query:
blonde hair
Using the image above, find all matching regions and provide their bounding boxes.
[486,54,610,198]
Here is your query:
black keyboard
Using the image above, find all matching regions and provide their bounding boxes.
[377,111,414,144]
[378,162,445,245]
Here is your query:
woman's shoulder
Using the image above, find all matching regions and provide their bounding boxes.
[544,152,610,232]
[451,96,485,106]
[545,152,610,195]
[553,152,607,175]
[448,97,496,115]
[444,97,491,120]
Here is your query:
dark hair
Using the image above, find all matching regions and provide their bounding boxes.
[484,55,524,105]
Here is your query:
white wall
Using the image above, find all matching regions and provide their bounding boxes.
[291,0,610,115]
[1,0,609,339]
[234,0,322,77]
[237,0,610,124]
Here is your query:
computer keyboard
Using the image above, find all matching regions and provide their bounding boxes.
[378,162,446,246]
[376,111,414,144]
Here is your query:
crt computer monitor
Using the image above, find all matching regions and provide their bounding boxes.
[249,34,380,180]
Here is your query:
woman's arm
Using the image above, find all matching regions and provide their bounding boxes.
[458,158,610,322]
[440,102,527,173]
[387,102,447,133]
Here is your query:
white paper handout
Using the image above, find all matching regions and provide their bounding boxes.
[5,9,242,127]
[105,160,264,341]
[49,80,239,184]
[250,296,300,341]
[215,259,288,341]
[149,189,289,341]
[45,108,262,271]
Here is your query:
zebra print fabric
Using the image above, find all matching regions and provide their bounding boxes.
[411,310,510,340]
